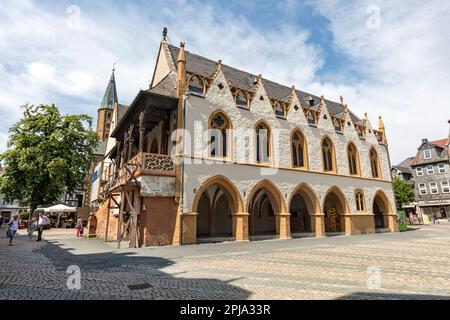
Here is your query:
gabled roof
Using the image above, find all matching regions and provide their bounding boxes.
[100,70,118,110]
[393,157,413,174]
[431,138,448,149]
[411,138,449,165]
[168,45,361,123]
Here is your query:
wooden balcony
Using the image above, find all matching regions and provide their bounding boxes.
[102,152,175,193]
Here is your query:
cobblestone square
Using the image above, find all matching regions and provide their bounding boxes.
[1,224,450,300]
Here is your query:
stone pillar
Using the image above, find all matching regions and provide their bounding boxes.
[343,213,352,236]
[385,213,398,232]
[232,213,249,241]
[182,212,198,245]
[276,213,291,240]
[311,213,325,237]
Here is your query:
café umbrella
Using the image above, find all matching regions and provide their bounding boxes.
[43,204,77,228]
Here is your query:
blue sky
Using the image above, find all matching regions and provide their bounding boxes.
[1,0,450,164]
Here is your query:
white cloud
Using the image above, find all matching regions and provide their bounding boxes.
[306,0,450,163]
[0,0,449,165]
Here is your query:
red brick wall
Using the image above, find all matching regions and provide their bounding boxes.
[95,199,118,241]
[138,197,177,247]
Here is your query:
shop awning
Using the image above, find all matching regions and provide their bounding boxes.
[43,204,77,213]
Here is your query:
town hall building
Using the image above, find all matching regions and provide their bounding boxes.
[92,29,398,247]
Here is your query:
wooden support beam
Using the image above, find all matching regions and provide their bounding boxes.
[117,188,125,249]
[130,189,140,248]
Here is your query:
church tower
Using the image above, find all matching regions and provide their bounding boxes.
[96,67,118,142]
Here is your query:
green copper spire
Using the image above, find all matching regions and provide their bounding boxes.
[100,66,118,110]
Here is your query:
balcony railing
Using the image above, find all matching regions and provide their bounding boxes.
[102,152,175,193]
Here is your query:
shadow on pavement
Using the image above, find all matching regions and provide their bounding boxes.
[337,292,450,300]
[28,236,251,300]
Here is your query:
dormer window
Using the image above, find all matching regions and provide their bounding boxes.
[307,112,316,126]
[308,96,315,107]
[274,102,285,118]
[357,126,365,139]
[423,149,431,160]
[235,91,248,108]
[187,74,205,96]
[334,120,343,133]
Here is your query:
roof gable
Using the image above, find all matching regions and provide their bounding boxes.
[168,44,361,122]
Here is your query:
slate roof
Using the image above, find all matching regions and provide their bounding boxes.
[393,157,414,174]
[117,104,129,122]
[168,45,361,123]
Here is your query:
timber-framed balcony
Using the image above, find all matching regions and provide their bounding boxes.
[103,152,175,193]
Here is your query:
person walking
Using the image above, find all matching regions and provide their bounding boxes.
[76,217,84,237]
[37,212,49,242]
[27,217,37,240]
[7,214,19,246]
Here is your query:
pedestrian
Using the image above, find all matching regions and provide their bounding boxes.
[27,217,37,240]
[37,212,49,242]
[0,215,3,229]
[409,213,414,225]
[7,214,19,246]
[76,217,84,237]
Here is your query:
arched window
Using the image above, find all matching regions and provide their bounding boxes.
[355,190,365,211]
[347,143,360,176]
[322,137,335,172]
[209,112,230,158]
[187,74,205,96]
[370,148,381,178]
[256,122,270,163]
[292,130,307,168]
[334,119,343,133]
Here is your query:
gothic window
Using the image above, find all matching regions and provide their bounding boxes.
[209,112,230,158]
[357,126,365,139]
[292,130,307,168]
[256,122,270,163]
[370,148,381,178]
[322,137,335,172]
[355,190,365,211]
[347,143,360,176]
[187,74,205,95]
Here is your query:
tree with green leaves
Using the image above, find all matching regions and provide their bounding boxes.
[392,177,415,209]
[0,104,98,217]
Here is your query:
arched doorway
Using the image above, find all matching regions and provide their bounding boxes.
[373,191,392,230]
[289,184,319,234]
[192,176,243,241]
[248,181,285,236]
[196,184,234,238]
[323,187,348,233]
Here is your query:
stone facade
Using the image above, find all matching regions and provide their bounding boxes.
[410,138,450,218]
[94,33,398,247]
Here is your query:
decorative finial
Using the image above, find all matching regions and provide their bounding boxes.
[320,95,325,103]
[216,59,222,70]
[112,62,116,72]
[180,42,185,48]
[364,112,368,120]
[344,104,348,112]
[340,95,344,105]
[162,27,168,40]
